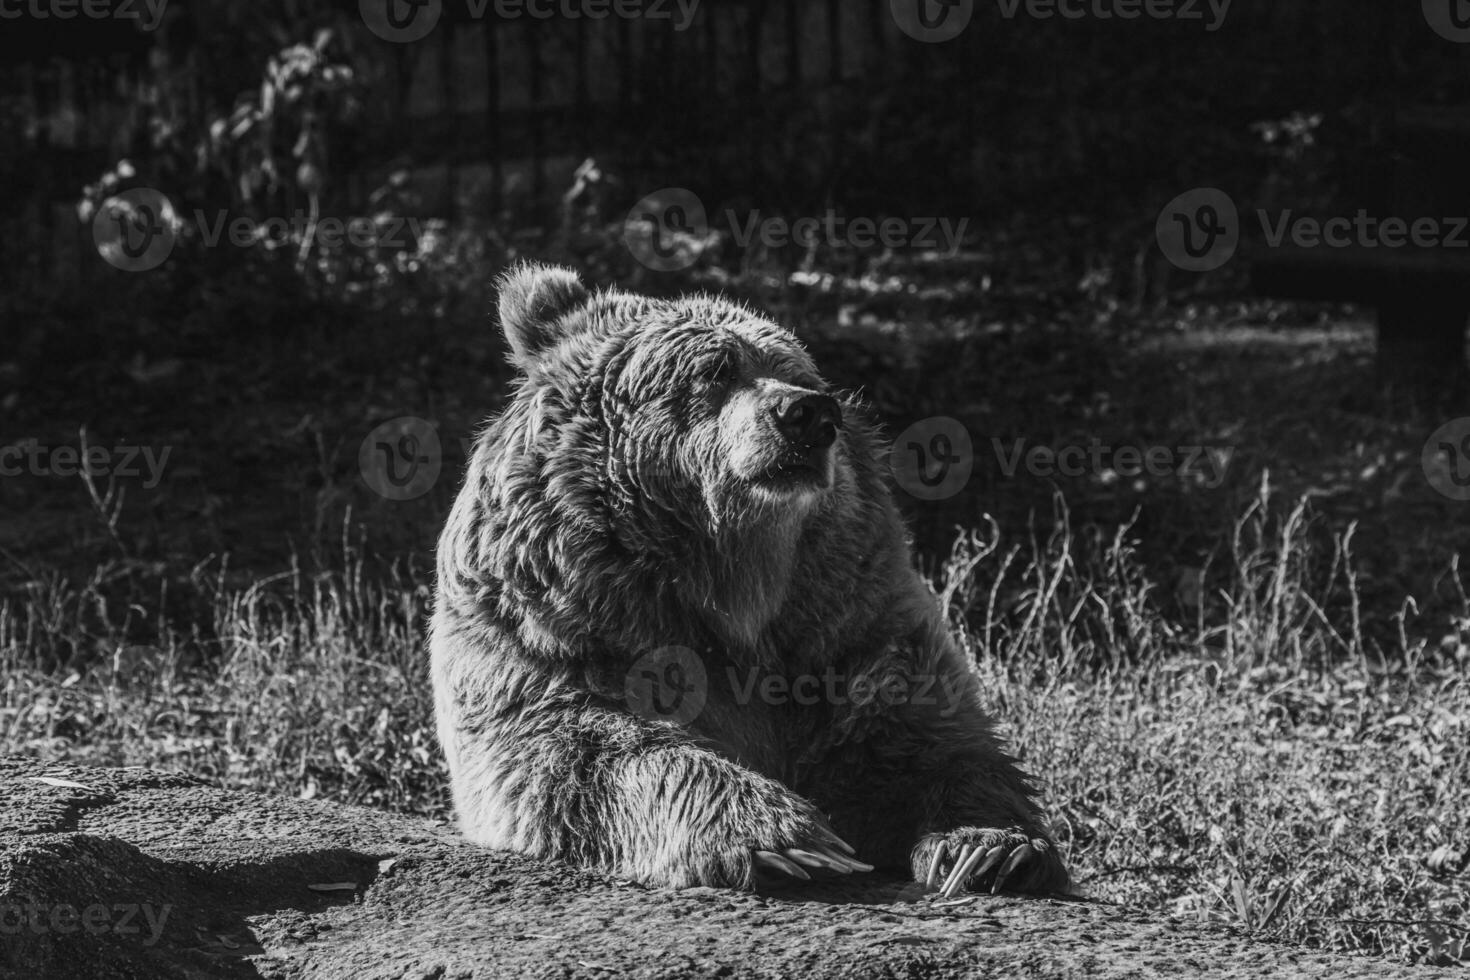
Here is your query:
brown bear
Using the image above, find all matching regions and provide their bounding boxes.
[429,263,1070,895]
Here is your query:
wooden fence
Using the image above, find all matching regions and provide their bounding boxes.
[0,0,1423,285]
[7,0,906,283]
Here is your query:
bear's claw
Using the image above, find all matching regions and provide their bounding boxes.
[923,845,947,888]
[991,842,1034,894]
[754,841,873,881]
[754,850,810,880]
[786,846,871,874]
[922,831,1060,898]
[970,845,1009,888]
[944,843,1005,896]
[938,844,974,894]
[820,831,858,856]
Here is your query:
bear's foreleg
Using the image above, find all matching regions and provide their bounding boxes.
[441,685,870,890]
[803,636,1071,897]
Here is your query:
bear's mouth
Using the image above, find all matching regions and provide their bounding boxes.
[756,449,835,490]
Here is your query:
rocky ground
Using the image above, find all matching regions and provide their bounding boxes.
[0,757,1449,979]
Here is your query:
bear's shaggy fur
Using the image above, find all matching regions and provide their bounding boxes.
[429,264,1070,894]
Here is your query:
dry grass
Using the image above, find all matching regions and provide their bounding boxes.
[2,482,1468,964]
[0,543,442,814]
[953,480,1470,964]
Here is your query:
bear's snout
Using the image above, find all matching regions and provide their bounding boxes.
[771,393,842,451]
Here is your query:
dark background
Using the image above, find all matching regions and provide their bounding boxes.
[7,0,1470,652]
[6,0,1468,594]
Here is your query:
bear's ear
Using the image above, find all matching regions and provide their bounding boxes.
[496,263,592,366]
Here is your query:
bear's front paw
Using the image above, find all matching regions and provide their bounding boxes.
[912,828,1069,898]
[748,809,873,886]
[667,794,873,890]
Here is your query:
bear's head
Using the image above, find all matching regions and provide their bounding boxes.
[440,263,898,651]
[497,263,850,540]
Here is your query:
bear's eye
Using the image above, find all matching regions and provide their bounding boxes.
[700,357,736,387]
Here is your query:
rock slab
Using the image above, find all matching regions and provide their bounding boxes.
[0,758,1436,979]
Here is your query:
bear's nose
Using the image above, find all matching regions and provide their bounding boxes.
[772,393,842,449]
